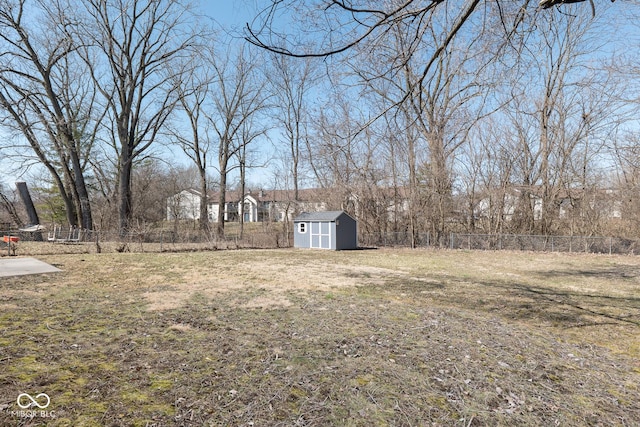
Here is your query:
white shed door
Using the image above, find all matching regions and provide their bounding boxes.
[310,221,331,249]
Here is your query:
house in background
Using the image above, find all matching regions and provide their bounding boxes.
[166,189,203,221]
[474,186,625,225]
[167,188,330,223]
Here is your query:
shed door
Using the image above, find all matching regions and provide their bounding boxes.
[310,221,331,249]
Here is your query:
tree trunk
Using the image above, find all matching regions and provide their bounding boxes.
[216,171,227,239]
[199,171,210,237]
[428,132,451,247]
[69,148,93,230]
[118,152,133,237]
[239,159,246,239]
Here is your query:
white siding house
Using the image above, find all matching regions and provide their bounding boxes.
[474,186,624,224]
[166,189,203,221]
[166,188,330,224]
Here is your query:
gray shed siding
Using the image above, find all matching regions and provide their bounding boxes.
[293,222,311,248]
[335,215,357,249]
[293,211,357,250]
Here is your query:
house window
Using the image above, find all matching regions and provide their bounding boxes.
[298,223,307,234]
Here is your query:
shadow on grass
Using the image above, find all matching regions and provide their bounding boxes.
[366,269,640,329]
[535,265,640,281]
[519,265,640,326]
[484,280,640,327]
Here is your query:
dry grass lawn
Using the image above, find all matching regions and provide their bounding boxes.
[0,248,638,426]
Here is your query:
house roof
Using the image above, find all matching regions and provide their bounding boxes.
[208,188,331,204]
[294,211,350,222]
[169,188,202,198]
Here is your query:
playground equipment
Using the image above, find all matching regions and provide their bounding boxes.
[47,225,83,243]
[2,235,19,256]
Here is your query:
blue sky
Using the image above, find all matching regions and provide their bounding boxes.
[198,1,256,33]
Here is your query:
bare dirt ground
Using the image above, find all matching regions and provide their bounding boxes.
[0,248,638,426]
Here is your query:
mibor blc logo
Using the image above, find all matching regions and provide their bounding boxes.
[10,393,56,419]
[17,393,50,409]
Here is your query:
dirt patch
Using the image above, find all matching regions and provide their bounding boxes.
[168,323,195,332]
[240,294,294,309]
[139,257,399,311]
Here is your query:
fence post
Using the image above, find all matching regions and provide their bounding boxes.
[609,236,612,255]
[450,232,454,250]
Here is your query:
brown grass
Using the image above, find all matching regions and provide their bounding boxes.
[0,248,638,426]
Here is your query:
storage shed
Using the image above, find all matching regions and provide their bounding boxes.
[293,211,357,250]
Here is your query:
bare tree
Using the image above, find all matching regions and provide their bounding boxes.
[0,184,23,227]
[244,1,614,120]
[247,1,534,246]
[306,92,361,200]
[171,47,215,236]
[0,0,96,229]
[502,5,620,235]
[131,158,177,225]
[78,0,196,235]
[610,128,640,237]
[246,0,612,57]
[236,106,270,238]
[268,53,317,202]
[349,4,501,245]
[305,87,395,236]
[208,45,267,238]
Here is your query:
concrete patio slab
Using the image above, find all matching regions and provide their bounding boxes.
[0,257,62,277]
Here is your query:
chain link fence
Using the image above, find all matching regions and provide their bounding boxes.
[359,231,432,248]
[2,226,639,256]
[360,231,639,255]
[449,233,639,255]
[0,227,292,257]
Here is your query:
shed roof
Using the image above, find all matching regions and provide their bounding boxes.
[294,211,350,222]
